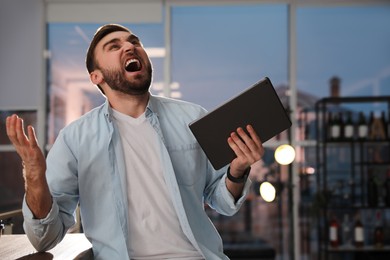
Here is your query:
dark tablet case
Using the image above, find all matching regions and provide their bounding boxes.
[189,77,292,170]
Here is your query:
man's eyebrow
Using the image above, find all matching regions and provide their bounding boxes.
[102,38,120,50]
[101,34,140,50]
[127,34,140,42]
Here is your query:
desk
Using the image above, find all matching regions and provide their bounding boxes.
[0,233,92,260]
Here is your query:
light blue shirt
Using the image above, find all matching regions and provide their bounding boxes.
[22,95,252,259]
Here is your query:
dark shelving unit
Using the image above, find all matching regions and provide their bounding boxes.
[315,96,390,260]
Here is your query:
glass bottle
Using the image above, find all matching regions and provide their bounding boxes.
[354,212,364,248]
[329,214,340,248]
[373,210,384,248]
[342,214,352,246]
[367,169,378,207]
[387,111,390,139]
[381,111,387,139]
[344,111,354,140]
[368,111,375,140]
[330,112,342,141]
[357,112,368,140]
[384,168,390,207]
[326,111,333,141]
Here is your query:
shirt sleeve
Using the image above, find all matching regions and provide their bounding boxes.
[22,196,67,252]
[203,164,252,216]
[220,174,252,210]
[22,129,79,252]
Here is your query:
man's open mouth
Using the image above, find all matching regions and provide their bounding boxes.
[125,59,141,72]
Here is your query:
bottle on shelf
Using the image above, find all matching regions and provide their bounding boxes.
[373,210,384,248]
[325,111,333,141]
[342,214,352,246]
[354,212,364,248]
[381,111,388,139]
[330,112,343,141]
[367,169,378,207]
[387,110,390,139]
[357,111,368,140]
[329,214,340,248]
[368,111,375,140]
[369,111,387,140]
[344,111,354,140]
[384,168,390,207]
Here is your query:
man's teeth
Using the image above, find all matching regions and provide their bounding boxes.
[126,59,137,67]
[125,59,140,72]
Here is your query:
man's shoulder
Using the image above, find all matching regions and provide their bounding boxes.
[61,102,107,132]
[151,95,206,114]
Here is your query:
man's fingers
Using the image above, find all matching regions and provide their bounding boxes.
[245,125,264,160]
[6,115,20,144]
[5,115,13,139]
[15,116,29,145]
[246,125,262,148]
[6,115,40,160]
[234,127,257,155]
[227,135,245,158]
[228,125,264,164]
[27,126,39,148]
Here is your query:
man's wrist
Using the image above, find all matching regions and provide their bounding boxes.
[227,166,251,183]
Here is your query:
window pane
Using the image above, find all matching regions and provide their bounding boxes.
[171,4,289,256]
[297,6,390,141]
[171,4,288,111]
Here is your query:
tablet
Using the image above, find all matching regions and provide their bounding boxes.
[188,77,292,170]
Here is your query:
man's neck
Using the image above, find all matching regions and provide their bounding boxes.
[107,91,150,118]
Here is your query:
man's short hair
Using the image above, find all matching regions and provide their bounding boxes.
[86,24,130,74]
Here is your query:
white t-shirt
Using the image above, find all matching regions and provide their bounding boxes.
[113,109,203,259]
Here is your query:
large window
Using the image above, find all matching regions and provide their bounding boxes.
[171,3,292,256]
[171,4,288,111]
[296,6,390,142]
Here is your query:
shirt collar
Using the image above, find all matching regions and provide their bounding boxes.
[146,94,157,118]
[103,94,157,122]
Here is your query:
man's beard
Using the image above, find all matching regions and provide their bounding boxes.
[101,66,152,96]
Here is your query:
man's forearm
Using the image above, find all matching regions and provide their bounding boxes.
[24,167,52,219]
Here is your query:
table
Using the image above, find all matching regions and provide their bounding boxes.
[0,233,92,260]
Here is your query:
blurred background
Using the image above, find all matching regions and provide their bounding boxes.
[1,1,390,259]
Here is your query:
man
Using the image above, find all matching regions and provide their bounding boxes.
[6,24,264,259]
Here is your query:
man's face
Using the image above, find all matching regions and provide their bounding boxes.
[93,31,153,95]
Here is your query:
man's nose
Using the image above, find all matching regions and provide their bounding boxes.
[123,41,135,53]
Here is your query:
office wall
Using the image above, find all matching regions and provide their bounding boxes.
[0,0,45,109]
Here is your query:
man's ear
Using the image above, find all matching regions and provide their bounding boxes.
[90,70,104,85]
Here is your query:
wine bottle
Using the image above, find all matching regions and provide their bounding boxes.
[384,168,390,207]
[326,111,333,141]
[369,111,386,140]
[330,112,342,141]
[344,111,354,140]
[387,111,390,139]
[357,112,368,140]
[342,214,352,246]
[373,210,384,248]
[367,169,378,207]
[329,215,340,248]
[368,111,375,140]
[354,213,364,248]
[381,111,387,140]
